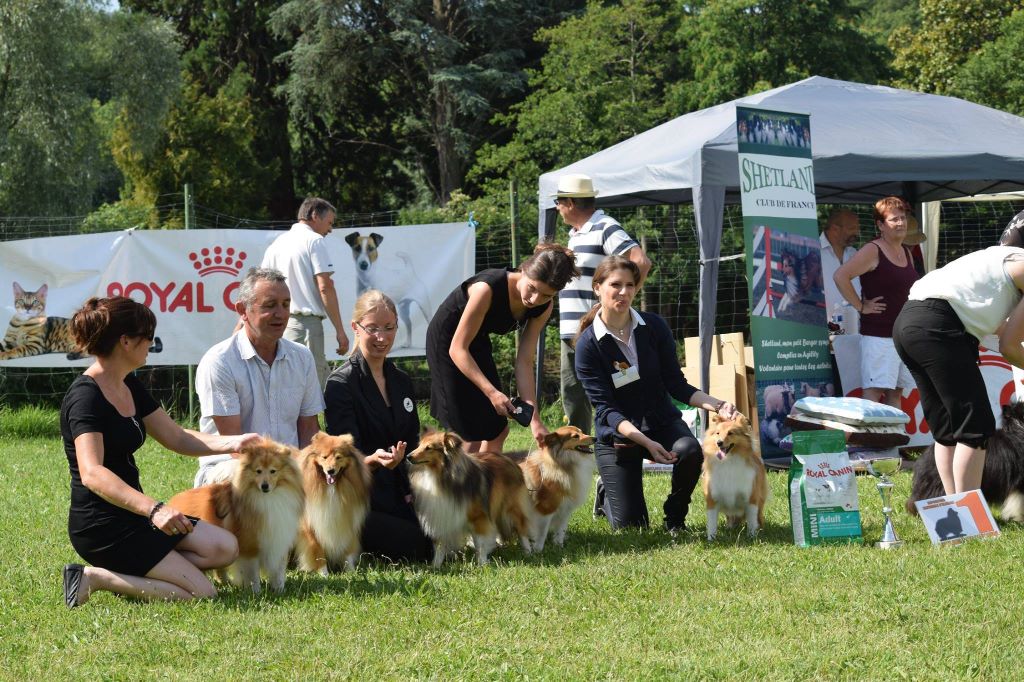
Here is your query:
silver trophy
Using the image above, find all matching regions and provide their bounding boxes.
[864,457,903,549]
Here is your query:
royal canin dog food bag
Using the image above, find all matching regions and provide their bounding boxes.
[789,430,863,546]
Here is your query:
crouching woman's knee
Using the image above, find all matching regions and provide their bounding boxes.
[672,436,703,472]
[208,526,239,567]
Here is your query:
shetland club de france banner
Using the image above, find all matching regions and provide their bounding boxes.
[0,223,472,366]
[737,106,833,458]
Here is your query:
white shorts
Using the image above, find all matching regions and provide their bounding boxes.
[861,335,914,390]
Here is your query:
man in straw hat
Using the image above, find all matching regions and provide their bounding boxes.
[554,174,651,514]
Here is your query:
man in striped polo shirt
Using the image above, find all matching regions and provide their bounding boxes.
[555,174,651,433]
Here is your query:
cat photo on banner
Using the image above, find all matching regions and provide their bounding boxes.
[0,281,162,361]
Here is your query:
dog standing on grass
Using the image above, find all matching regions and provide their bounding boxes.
[701,413,769,540]
[518,426,595,552]
[169,438,305,593]
[407,431,533,567]
[294,432,371,575]
[906,402,1024,521]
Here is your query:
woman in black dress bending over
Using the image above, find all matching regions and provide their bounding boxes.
[324,290,432,563]
[61,296,258,607]
[427,243,579,452]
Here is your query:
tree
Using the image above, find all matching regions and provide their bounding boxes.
[849,0,920,46]
[0,0,95,216]
[955,8,1024,115]
[123,0,297,218]
[677,0,890,111]
[272,0,583,207]
[470,0,681,198]
[890,0,1018,94]
[115,69,279,222]
[0,1,179,218]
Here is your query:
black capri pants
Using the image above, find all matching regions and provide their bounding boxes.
[892,298,994,448]
[594,419,703,531]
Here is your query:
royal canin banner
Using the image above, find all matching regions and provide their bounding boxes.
[0,223,473,366]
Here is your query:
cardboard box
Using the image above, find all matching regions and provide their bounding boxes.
[684,333,747,368]
[684,336,720,368]
[718,332,746,367]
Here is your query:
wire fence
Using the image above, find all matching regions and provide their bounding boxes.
[2,197,1021,420]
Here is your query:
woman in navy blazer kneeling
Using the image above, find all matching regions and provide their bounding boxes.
[575,256,739,532]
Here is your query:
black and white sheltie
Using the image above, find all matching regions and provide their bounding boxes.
[906,401,1024,521]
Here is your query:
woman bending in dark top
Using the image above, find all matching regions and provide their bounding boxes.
[426,243,579,452]
[324,290,432,563]
[60,296,258,607]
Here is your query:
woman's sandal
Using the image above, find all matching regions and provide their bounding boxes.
[62,563,85,608]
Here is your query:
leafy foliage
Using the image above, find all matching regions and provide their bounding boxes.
[471,0,680,196]
[890,0,1019,94]
[0,1,177,216]
[114,70,278,223]
[123,0,298,218]
[677,0,891,110]
[272,0,584,207]
[955,8,1024,115]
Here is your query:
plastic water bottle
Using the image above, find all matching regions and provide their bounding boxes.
[830,304,845,334]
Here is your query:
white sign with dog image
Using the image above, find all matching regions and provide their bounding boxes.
[915,490,1000,545]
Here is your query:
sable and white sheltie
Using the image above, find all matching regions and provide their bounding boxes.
[518,426,595,551]
[407,431,533,567]
[701,413,769,540]
[169,438,305,593]
[294,432,372,574]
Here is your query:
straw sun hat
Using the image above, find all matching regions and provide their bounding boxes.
[904,215,926,246]
[552,174,598,198]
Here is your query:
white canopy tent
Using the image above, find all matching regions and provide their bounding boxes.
[537,76,1024,392]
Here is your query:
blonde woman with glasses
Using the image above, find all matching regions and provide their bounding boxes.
[323,290,432,563]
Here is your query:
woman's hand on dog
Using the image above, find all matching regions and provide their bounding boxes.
[151,504,194,536]
[530,420,549,448]
[716,402,739,419]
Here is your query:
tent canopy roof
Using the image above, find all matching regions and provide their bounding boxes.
[537,76,1024,208]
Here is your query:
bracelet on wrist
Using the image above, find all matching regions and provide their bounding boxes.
[148,501,164,529]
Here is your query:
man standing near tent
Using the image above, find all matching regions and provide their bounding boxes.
[261,196,349,388]
[821,208,861,332]
[820,208,860,396]
[555,174,651,432]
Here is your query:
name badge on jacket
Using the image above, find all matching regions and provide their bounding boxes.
[611,363,640,388]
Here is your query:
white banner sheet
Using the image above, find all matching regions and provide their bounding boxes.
[0,224,473,366]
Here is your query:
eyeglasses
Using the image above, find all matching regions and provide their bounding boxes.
[356,322,397,336]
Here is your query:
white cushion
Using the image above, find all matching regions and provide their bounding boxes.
[793,396,910,426]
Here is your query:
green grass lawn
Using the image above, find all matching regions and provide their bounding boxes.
[1,413,1021,680]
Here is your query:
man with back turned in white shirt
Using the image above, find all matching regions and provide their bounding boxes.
[261,197,349,388]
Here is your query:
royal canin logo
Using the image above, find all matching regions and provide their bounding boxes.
[106,246,243,313]
[189,246,247,277]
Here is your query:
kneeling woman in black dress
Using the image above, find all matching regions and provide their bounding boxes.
[324,290,432,563]
[61,297,259,607]
[426,243,579,452]
[575,256,739,532]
